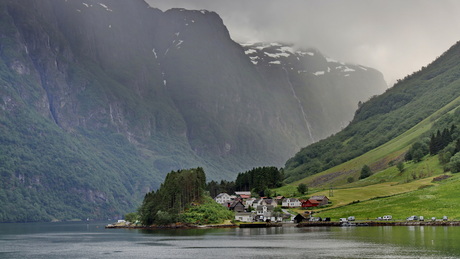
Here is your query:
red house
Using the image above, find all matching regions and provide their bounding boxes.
[302,199,320,208]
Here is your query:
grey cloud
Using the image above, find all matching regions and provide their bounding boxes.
[147,0,460,86]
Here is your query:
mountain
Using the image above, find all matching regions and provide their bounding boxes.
[241,42,387,141]
[284,40,460,184]
[0,0,386,222]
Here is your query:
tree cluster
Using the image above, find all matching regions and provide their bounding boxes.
[234,167,284,196]
[430,126,456,154]
[206,180,236,198]
[359,164,372,179]
[138,168,206,225]
[405,140,429,162]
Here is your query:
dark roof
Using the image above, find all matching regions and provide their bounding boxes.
[229,200,244,208]
[294,214,305,219]
[310,195,328,200]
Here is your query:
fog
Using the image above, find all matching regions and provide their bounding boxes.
[147,0,460,86]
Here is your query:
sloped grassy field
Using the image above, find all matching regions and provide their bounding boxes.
[277,99,460,220]
[315,173,460,221]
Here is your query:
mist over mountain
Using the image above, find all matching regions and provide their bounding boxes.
[0,0,386,221]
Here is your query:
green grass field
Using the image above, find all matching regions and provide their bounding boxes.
[276,98,460,221]
[287,96,460,189]
[316,174,460,221]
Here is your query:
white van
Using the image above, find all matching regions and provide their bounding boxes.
[406,215,418,221]
[340,218,348,223]
[383,215,392,220]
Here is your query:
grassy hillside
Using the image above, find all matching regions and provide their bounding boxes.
[316,174,460,220]
[285,95,460,190]
[277,101,460,221]
[284,40,460,183]
[278,41,460,220]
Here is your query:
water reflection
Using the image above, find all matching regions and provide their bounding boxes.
[333,226,460,257]
[1,222,459,258]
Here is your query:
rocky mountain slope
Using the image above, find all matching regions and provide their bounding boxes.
[242,42,386,141]
[0,0,386,221]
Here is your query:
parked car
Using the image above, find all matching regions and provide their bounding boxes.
[383,215,392,220]
[419,216,424,221]
[443,216,448,221]
[431,217,436,221]
[310,217,322,222]
[407,215,418,221]
[347,216,355,221]
[376,217,382,220]
[340,218,348,223]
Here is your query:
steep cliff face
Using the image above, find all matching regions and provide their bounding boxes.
[0,0,387,221]
[242,43,388,141]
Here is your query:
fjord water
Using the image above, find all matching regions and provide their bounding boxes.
[1,222,460,258]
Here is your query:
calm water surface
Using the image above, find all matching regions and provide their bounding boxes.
[1,221,460,258]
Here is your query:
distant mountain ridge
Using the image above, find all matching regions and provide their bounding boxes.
[241,42,387,141]
[0,0,386,221]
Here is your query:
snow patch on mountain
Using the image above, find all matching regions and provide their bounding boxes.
[264,52,290,58]
[313,71,325,76]
[296,51,314,57]
[98,3,112,12]
[241,42,369,79]
[279,46,295,53]
[342,67,355,72]
[245,49,257,55]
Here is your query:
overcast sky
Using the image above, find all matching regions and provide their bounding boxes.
[146,0,460,86]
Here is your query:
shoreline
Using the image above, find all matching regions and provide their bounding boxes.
[297,220,460,227]
[106,220,460,230]
[105,223,238,230]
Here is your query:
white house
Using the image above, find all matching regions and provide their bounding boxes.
[281,198,301,208]
[235,212,254,222]
[245,198,257,208]
[255,205,273,222]
[215,193,232,205]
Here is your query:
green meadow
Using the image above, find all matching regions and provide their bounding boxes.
[278,96,460,221]
[316,174,460,221]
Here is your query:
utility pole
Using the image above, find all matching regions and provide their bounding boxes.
[329,185,334,197]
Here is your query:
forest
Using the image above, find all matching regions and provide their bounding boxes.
[138,168,233,225]
[206,166,284,198]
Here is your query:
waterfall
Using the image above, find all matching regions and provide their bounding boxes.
[283,68,315,143]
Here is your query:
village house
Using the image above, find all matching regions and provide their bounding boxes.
[251,198,262,207]
[235,212,254,222]
[215,193,232,205]
[255,205,274,222]
[259,198,278,207]
[275,196,285,204]
[302,199,320,208]
[229,200,245,213]
[281,198,301,208]
[235,191,251,199]
[310,195,329,206]
[244,198,256,208]
[293,214,306,223]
